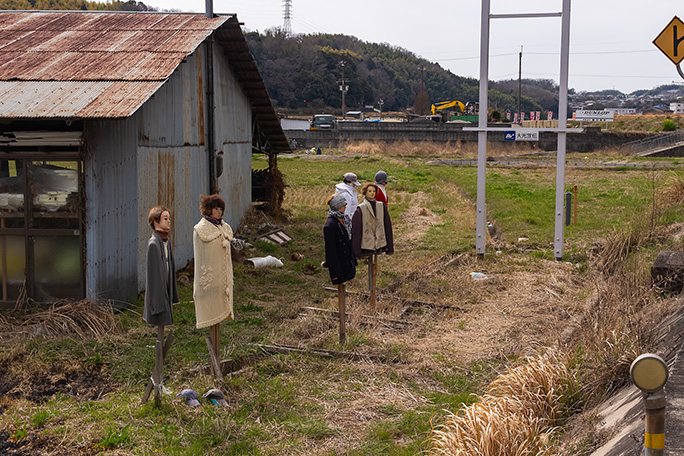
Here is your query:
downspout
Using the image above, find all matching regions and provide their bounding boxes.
[206,0,217,194]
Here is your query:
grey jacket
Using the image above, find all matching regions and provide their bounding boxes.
[143,232,178,326]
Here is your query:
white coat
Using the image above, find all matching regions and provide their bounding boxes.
[334,182,360,226]
[192,217,234,329]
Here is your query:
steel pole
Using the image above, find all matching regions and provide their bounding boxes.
[554,0,571,260]
[644,390,666,455]
[475,0,490,255]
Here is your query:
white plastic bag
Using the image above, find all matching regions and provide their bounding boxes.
[247,255,284,268]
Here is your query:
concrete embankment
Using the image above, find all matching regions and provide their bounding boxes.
[284,123,651,153]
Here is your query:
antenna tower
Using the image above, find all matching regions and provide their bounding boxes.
[282,0,292,35]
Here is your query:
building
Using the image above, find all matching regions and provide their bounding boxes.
[0,11,289,308]
[670,103,684,114]
[604,108,637,115]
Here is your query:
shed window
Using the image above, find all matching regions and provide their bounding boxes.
[0,155,84,306]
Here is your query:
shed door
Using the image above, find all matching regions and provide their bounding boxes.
[0,155,84,307]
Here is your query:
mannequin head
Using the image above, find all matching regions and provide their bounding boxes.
[148,206,171,231]
[326,193,347,213]
[200,194,226,217]
[375,170,387,186]
[361,182,378,199]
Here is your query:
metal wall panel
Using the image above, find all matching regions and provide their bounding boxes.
[84,118,139,304]
[213,43,253,229]
[135,47,209,291]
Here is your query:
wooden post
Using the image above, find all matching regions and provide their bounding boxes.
[338,283,346,344]
[153,325,164,408]
[205,337,222,379]
[210,324,222,378]
[210,324,220,361]
[368,255,377,309]
[141,333,173,404]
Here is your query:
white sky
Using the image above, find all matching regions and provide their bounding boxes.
[142,0,684,94]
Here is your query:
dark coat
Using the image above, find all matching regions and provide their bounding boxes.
[323,216,357,285]
[143,232,178,326]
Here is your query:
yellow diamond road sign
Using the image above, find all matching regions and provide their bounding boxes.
[654,16,684,65]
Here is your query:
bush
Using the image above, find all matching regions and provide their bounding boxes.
[663,118,677,131]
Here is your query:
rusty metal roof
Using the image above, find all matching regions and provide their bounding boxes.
[0,11,290,153]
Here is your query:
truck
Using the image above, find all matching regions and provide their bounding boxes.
[310,114,335,130]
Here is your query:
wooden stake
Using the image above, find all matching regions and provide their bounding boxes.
[338,283,346,345]
[371,254,378,310]
[141,332,174,404]
[153,325,164,408]
[206,337,223,379]
[210,324,220,361]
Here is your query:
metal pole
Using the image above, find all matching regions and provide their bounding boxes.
[644,390,666,455]
[573,185,578,225]
[518,46,522,125]
[475,0,490,255]
[554,0,571,260]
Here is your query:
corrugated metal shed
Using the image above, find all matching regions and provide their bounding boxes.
[0,11,289,152]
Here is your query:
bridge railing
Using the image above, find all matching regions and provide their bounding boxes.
[624,130,684,155]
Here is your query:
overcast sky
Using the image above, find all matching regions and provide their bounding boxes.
[142,0,683,94]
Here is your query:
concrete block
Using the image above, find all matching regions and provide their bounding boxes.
[651,251,684,292]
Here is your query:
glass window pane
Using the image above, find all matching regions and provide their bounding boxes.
[33,236,81,301]
[0,159,24,228]
[0,235,25,301]
[29,161,79,230]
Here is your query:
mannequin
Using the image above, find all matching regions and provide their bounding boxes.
[351,183,394,308]
[323,193,357,343]
[334,172,362,238]
[374,170,388,206]
[193,194,234,378]
[142,206,178,406]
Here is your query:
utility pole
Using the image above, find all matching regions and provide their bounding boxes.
[338,60,349,119]
[518,45,522,125]
[282,0,292,35]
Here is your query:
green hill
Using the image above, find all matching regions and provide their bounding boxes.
[245,29,556,116]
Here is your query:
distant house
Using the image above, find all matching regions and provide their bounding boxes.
[0,11,289,308]
[670,103,684,114]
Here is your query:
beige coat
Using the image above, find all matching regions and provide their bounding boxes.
[193,217,234,329]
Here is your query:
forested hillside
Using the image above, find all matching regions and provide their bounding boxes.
[245,29,558,116]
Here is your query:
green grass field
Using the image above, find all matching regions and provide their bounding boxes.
[2,147,684,455]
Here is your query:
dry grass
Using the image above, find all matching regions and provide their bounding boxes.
[431,352,581,456]
[662,172,684,206]
[341,139,540,159]
[0,299,118,340]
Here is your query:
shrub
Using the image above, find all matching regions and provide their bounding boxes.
[663,118,677,131]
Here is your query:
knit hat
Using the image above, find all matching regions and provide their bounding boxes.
[328,194,346,211]
[375,171,387,184]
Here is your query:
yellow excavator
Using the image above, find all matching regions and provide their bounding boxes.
[430,100,466,115]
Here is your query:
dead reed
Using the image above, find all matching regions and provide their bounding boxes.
[662,172,684,206]
[0,299,118,340]
[431,352,581,455]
